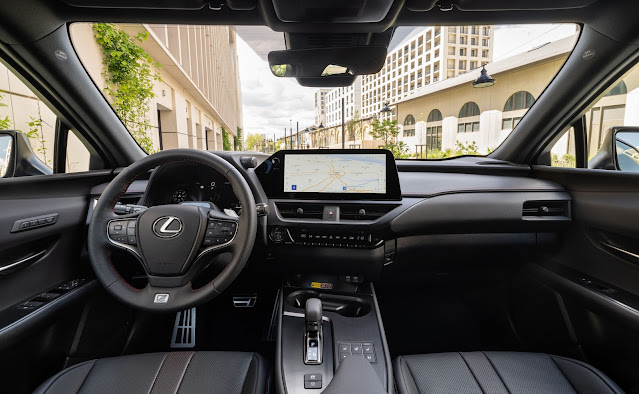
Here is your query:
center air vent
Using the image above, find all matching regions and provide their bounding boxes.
[276,203,324,219]
[522,200,570,219]
[340,204,399,221]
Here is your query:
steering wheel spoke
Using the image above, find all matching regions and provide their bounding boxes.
[199,210,239,253]
[107,216,141,258]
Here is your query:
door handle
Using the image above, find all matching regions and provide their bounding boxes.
[0,249,47,275]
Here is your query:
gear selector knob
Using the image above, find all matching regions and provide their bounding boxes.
[305,298,322,330]
[304,298,323,364]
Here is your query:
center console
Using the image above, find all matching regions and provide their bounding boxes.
[276,277,392,393]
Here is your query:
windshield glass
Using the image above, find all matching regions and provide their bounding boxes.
[70,23,579,159]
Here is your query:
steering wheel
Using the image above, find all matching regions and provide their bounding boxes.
[88,149,257,312]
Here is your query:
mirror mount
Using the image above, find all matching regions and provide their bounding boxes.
[0,130,52,178]
[589,126,639,172]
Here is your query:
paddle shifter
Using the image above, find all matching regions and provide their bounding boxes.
[304,298,323,365]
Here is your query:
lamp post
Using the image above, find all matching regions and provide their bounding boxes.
[341,97,345,149]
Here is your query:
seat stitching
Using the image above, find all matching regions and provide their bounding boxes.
[147,353,170,394]
[174,351,196,394]
[38,360,96,394]
[548,355,578,393]
[398,356,418,394]
[250,354,259,394]
[481,352,512,394]
[552,355,621,394]
[76,359,98,394]
[265,367,272,394]
[458,352,486,394]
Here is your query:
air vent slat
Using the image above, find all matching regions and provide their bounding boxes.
[522,200,570,219]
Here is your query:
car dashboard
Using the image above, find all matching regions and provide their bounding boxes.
[89,149,572,281]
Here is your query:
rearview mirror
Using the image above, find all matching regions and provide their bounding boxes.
[589,127,639,172]
[268,46,387,78]
[0,130,52,177]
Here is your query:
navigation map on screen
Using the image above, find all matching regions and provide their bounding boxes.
[283,154,387,194]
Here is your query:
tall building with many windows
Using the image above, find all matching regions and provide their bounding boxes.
[362,25,494,119]
[314,89,331,126]
[323,80,362,128]
[317,26,494,133]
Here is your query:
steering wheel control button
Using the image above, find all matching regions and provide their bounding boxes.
[108,222,127,236]
[154,293,170,303]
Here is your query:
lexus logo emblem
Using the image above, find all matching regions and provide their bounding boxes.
[152,216,183,238]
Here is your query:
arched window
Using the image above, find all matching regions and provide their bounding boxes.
[605,81,627,97]
[459,102,480,118]
[403,114,416,126]
[427,109,442,122]
[504,91,535,112]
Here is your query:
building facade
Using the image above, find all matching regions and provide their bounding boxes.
[314,89,331,126]
[73,23,243,152]
[362,25,494,119]
[314,26,494,148]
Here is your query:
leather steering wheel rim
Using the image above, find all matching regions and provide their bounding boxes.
[87,149,257,312]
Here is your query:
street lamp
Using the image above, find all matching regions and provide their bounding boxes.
[380,102,393,114]
[472,65,496,88]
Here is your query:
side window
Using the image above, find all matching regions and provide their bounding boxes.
[0,62,97,177]
[585,62,639,171]
[549,127,577,168]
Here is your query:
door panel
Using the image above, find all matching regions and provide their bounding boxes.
[530,165,639,392]
[0,171,112,339]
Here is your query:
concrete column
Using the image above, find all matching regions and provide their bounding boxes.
[442,116,458,151]
[624,88,639,126]
[479,110,502,153]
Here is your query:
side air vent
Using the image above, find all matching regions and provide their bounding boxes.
[340,204,399,221]
[522,200,570,219]
[276,203,324,219]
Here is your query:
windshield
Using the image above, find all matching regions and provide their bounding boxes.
[70,23,579,159]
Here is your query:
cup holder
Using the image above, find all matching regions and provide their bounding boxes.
[286,290,371,318]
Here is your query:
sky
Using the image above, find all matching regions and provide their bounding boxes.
[236,24,579,141]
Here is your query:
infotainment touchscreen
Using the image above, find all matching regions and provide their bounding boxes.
[283,153,387,194]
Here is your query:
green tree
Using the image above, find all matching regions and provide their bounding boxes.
[245,133,263,151]
[235,126,243,150]
[93,23,161,154]
[221,127,232,151]
[453,141,480,156]
[370,118,409,158]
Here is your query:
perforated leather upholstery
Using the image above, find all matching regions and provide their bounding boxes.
[394,352,624,394]
[34,351,270,394]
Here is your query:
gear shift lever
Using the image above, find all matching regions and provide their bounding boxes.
[304,298,322,365]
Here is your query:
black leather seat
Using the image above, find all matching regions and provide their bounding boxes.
[34,351,270,394]
[394,352,624,394]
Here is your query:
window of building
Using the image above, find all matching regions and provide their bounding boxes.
[427,109,443,122]
[460,48,466,56]
[483,27,490,35]
[504,91,536,111]
[458,121,480,133]
[460,37,466,44]
[459,102,480,118]
[403,114,416,126]
[471,49,477,57]
[403,129,416,137]
[482,49,489,57]
[482,38,489,46]
[502,117,522,130]
[426,126,443,151]
[471,38,477,45]
[605,81,627,97]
